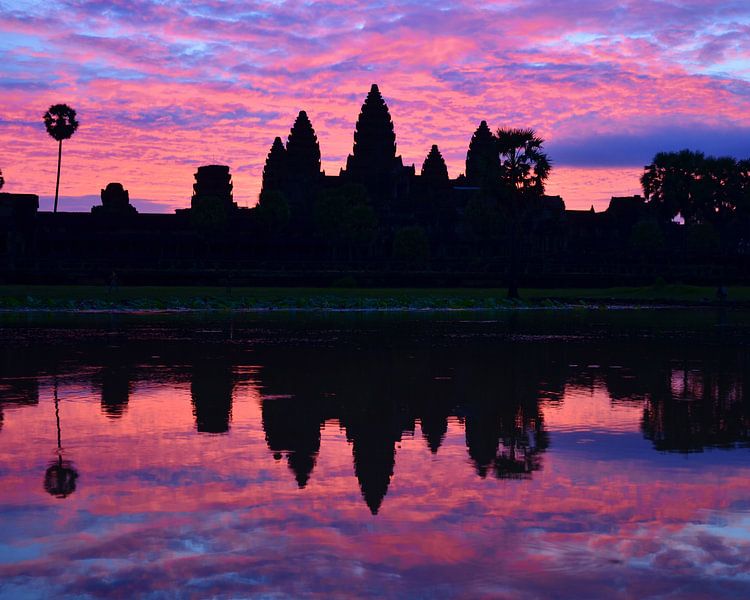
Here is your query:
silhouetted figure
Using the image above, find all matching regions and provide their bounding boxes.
[43,103,79,213]
[44,380,78,499]
[0,168,4,190]
[92,182,137,215]
[421,145,449,186]
[190,362,234,433]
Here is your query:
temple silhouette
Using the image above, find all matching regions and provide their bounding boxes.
[2,84,748,286]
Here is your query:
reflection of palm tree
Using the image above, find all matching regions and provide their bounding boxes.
[43,379,78,499]
[43,104,79,214]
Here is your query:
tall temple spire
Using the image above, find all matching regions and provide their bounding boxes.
[286,110,321,183]
[283,110,322,217]
[421,144,449,185]
[345,84,397,179]
[261,136,287,196]
[465,120,498,188]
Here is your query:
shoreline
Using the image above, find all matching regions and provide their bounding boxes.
[0,284,747,313]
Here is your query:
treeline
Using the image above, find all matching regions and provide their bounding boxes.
[641,150,750,226]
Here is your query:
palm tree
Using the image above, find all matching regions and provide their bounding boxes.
[43,104,79,213]
[496,128,551,195]
[495,128,551,298]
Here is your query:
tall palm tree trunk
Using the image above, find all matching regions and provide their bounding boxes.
[54,139,62,213]
[507,223,520,299]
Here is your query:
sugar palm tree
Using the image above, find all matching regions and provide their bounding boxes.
[495,128,551,299]
[43,104,79,213]
[496,128,551,195]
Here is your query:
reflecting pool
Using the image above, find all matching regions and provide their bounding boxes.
[1,310,749,598]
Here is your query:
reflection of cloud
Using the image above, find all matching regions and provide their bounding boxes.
[1,1,749,209]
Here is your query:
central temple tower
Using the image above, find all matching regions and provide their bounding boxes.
[345,84,397,180]
[343,84,411,206]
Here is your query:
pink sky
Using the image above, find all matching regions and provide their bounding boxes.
[1,1,749,212]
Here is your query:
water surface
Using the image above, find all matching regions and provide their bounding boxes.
[1,310,749,598]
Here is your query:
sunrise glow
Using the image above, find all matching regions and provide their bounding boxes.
[2,1,749,211]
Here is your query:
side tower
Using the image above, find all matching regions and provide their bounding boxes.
[465,121,498,189]
[344,84,411,206]
[284,110,323,222]
[191,165,236,213]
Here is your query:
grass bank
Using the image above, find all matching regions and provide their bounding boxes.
[0,284,746,311]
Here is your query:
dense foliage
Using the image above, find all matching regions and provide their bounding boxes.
[641,150,750,225]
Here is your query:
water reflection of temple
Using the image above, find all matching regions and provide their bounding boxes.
[1,331,748,512]
[93,364,133,418]
[0,377,39,433]
[257,345,554,513]
[190,359,237,434]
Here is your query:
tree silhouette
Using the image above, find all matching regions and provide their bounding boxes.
[465,120,498,188]
[0,168,4,191]
[641,150,744,227]
[696,155,742,226]
[421,145,449,185]
[43,104,79,213]
[496,128,550,195]
[737,159,750,220]
[641,150,704,224]
[496,127,551,298]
